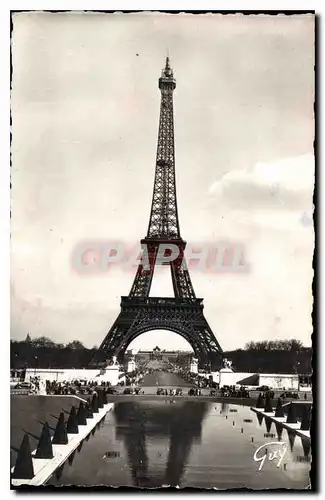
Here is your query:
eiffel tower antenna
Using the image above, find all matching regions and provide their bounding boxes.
[91,57,223,370]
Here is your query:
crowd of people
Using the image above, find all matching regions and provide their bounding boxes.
[172,369,212,388]
[27,376,39,393]
[219,385,250,398]
[157,388,184,396]
[188,388,202,396]
[15,373,304,402]
[122,387,145,395]
[45,379,113,395]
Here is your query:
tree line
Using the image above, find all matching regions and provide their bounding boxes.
[11,335,97,370]
[224,340,311,374]
[10,334,312,374]
[243,339,305,351]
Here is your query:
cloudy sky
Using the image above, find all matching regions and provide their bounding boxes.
[11,12,314,351]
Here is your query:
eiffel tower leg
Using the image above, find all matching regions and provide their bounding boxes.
[91,311,136,364]
[192,316,224,371]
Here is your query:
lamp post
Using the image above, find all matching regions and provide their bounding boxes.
[14,353,18,378]
[34,356,38,377]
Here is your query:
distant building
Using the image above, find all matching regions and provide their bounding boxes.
[134,347,192,364]
[152,346,162,360]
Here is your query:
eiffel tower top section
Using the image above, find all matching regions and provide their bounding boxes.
[159,56,176,89]
[146,57,181,242]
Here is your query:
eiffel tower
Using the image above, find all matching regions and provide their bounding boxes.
[92,57,223,370]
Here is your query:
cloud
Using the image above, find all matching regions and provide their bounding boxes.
[208,153,314,213]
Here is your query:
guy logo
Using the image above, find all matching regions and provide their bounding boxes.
[253,442,288,472]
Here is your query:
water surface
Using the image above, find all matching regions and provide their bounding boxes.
[47,400,311,489]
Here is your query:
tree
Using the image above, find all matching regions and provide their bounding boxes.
[66,340,85,350]
[244,339,304,351]
[288,339,303,351]
[25,333,32,343]
[31,336,57,348]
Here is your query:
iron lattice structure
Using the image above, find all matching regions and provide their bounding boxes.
[91,58,223,370]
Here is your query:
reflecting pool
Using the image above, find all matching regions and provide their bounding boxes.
[47,401,311,489]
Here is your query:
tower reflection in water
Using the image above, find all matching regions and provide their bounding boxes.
[114,401,208,488]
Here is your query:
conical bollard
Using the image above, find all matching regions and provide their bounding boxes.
[86,402,93,419]
[55,463,64,480]
[275,398,284,418]
[77,403,87,425]
[12,434,34,479]
[97,390,104,409]
[256,413,264,426]
[286,403,297,424]
[52,412,68,444]
[67,406,79,434]
[301,437,311,457]
[300,405,311,431]
[34,422,53,459]
[256,393,264,409]
[91,394,99,414]
[264,394,273,413]
[68,450,76,466]
[287,430,296,452]
[275,422,283,441]
[265,418,272,433]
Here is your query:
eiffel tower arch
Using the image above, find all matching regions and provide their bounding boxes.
[91,58,223,370]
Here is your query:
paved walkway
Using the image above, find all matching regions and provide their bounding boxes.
[140,370,193,388]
